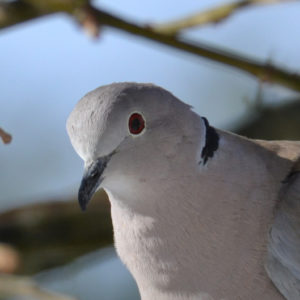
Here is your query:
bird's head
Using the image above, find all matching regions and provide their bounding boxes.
[67,82,207,211]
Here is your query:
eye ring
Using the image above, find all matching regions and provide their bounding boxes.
[128,113,145,135]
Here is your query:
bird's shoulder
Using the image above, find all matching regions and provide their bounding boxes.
[263,140,300,299]
[254,139,300,163]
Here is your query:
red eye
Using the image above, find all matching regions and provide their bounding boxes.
[128,113,145,135]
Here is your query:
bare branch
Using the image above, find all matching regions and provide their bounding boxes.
[80,6,300,93]
[153,0,295,35]
[0,1,48,29]
[0,274,77,300]
[0,128,12,144]
[75,4,101,37]
[0,190,112,274]
[0,0,88,29]
[1,1,300,93]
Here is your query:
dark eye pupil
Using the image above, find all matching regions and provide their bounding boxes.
[131,118,141,131]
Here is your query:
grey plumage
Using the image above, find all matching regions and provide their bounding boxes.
[67,82,300,300]
[266,157,300,300]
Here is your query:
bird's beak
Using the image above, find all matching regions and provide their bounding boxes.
[78,155,111,211]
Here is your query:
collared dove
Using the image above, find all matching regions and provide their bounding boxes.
[67,82,300,300]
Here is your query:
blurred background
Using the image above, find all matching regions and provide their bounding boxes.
[0,0,300,299]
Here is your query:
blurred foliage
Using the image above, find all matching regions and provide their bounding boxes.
[235,98,300,140]
[0,190,112,275]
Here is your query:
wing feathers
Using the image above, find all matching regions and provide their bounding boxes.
[267,156,300,300]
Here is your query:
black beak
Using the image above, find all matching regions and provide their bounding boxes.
[78,155,111,211]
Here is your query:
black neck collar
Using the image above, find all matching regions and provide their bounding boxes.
[200,117,219,165]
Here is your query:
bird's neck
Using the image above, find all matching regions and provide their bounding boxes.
[106,130,291,300]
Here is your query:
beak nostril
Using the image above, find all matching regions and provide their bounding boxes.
[90,169,99,178]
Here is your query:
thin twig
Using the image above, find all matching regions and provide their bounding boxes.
[0,127,12,144]
[153,0,295,35]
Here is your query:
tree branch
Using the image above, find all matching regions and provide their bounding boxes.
[1,1,300,93]
[153,0,295,35]
[77,6,300,92]
[0,190,112,274]
[0,127,12,144]
[0,1,49,29]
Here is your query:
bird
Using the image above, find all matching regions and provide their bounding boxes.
[67,82,300,300]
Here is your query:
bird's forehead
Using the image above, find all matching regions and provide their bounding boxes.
[66,84,125,160]
[66,82,190,160]
[67,82,176,134]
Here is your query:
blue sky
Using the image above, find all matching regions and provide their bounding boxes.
[1,0,300,210]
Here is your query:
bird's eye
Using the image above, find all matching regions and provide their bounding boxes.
[128,113,145,135]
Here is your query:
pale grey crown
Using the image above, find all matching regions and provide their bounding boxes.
[66,82,193,163]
